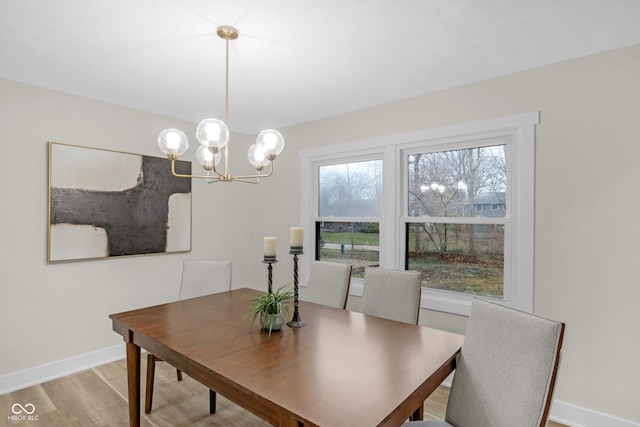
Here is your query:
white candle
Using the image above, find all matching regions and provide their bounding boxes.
[264,237,276,257]
[290,227,304,248]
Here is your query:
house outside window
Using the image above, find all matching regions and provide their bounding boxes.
[300,112,538,315]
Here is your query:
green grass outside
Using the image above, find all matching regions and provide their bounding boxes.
[318,230,503,298]
[320,231,379,246]
[409,255,504,298]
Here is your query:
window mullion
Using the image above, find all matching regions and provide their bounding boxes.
[380,144,396,269]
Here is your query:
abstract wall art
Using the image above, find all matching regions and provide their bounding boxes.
[48,142,192,262]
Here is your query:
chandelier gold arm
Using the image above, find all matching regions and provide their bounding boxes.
[170,159,273,184]
[231,162,275,182]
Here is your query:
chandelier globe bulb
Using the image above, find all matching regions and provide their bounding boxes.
[158,129,189,160]
[256,129,284,160]
[196,145,221,170]
[196,118,229,150]
[248,144,268,171]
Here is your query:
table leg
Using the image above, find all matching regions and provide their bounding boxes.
[125,337,141,427]
[411,402,424,421]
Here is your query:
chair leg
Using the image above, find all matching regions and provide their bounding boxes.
[176,368,182,381]
[144,353,156,414]
[209,389,217,414]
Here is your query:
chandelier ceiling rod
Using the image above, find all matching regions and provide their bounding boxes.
[220,25,233,178]
[156,25,285,184]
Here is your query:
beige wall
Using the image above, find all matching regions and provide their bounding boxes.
[2,43,640,423]
[0,78,255,374]
[247,44,640,423]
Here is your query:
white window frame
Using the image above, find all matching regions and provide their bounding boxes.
[299,112,538,315]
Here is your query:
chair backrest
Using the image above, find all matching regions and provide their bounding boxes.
[305,261,352,309]
[361,267,422,324]
[446,298,565,427]
[179,260,232,300]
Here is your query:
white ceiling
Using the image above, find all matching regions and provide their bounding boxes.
[2,0,640,134]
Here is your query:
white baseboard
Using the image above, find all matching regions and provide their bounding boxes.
[0,344,125,395]
[1,346,638,427]
[549,400,640,427]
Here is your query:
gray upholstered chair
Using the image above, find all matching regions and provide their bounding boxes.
[303,261,352,309]
[145,260,232,415]
[404,298,565,427]
[361,267,422,324]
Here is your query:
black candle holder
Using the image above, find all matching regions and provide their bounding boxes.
[262,256,277,294]
[287,248,306,328]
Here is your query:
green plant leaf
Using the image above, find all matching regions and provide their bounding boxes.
[246,284,293,334]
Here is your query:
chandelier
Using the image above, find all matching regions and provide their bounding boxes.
[157,26,284,184]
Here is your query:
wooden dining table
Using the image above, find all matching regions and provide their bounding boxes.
[110,288,464,427]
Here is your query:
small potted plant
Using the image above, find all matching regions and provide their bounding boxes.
[247,285,293,335]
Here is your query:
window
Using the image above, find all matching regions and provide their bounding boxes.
[405,144,507,299]
[316,159,382,279]
[300,112,537,315]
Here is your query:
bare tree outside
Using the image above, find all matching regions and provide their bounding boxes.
[407,145,506,298]
[317,160,382,277]
[319,160,382,217]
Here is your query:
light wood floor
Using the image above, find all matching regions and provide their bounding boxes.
[1,357,568,426]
